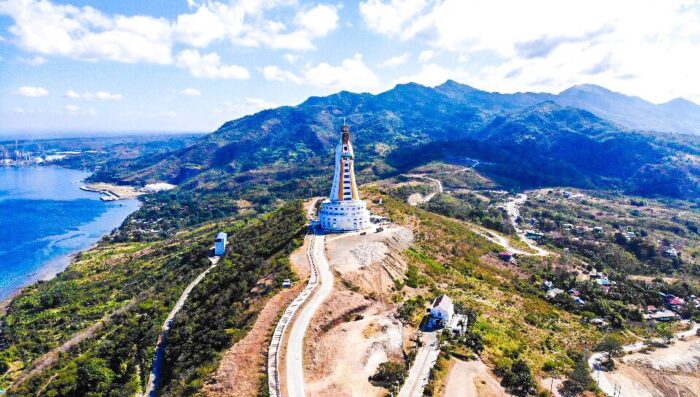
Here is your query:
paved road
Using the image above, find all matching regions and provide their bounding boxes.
[142,256,220,397]
[398,331,439,397]
[285,232,333,397]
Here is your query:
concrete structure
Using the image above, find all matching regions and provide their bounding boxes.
[214,232,227,256]
[430,294,454,324]
[319,125,371,232]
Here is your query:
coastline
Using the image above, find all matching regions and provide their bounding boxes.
[0,168,142,309]
[0,240,102,316]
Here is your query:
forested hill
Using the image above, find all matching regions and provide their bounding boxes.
[93,81,700,202]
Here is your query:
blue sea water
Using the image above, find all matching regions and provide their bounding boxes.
[0,167,140,300]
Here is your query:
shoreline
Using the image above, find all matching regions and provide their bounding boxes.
[0,170,142,312]
[80,183,143,201]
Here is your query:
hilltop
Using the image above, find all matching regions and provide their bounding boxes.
[95,81,699,200]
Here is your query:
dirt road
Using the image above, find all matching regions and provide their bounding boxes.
[399,331,439,397]
[590,322,699,397]
[142,255,220,397]
[504,193,550,256]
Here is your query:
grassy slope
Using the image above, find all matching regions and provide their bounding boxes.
[380,194,600,389]
[0,201,305,396]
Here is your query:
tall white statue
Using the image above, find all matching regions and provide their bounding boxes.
[319,124,371,232]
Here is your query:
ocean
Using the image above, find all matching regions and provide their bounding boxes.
[0,167,140,300]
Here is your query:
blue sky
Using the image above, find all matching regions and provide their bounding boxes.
[1,0,699,134]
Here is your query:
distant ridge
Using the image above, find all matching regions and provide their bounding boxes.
[437,80,700,135]
[93,80,700,200]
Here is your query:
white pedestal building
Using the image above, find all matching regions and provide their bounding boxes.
[319,125,371,232]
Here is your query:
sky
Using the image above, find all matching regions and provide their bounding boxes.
[1,0,699,134]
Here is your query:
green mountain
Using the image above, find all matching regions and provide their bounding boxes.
[96,82,698,203]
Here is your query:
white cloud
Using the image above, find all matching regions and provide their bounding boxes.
[295,4,339,37]
[305,53,380,92]
[180,88,201,96]
[176,49,250,79]
[360,0,700,103]
[64,90,122,100]
[0,0,173,64]
[245,97,277,111]
[284,53,299,63]
[175,1,338,51]
[17,86,48,97]
[379,52,410,68]
[19,56,47,66]
[417,49,434,62]
[0,0,339,71]
[212,97,277,117]
[393,63,461,87]
[359,0,429,36]
[63,104,95,115]
[262,65,303,84]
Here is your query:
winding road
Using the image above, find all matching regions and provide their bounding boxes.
[504,193,550,256]
[284,232,333,397]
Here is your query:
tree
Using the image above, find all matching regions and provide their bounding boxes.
[369,361,407,387]
[76,358,115,396]
[561,353,594,396]
[501,359,537,396]
[656,323,674,343]
[596,335,624,370]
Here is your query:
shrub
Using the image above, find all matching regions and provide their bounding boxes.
[499,359,537,396]
[369,361,407,387]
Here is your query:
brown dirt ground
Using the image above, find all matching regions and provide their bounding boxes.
[443,358,508,397]
[303,226,413,397]
[201,237,312,397]
[600,336,700,397]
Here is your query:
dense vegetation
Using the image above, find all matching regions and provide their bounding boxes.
[0,201,305,396]
[158,201,306,395]
[96,82,700,204]
[1,225,214,395]
[419,192,515,235]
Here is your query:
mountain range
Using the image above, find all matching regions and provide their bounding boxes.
[93,81,700,201]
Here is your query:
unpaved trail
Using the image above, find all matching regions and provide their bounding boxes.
[590,322,700,397]
[202,283,304,396]
[443,359,508,397]
[142,255,220,397]
[399,331,439,397]
[402,174,549,257]
[12,300,138,388]
[504,193,550,256]
[405,174,443,205]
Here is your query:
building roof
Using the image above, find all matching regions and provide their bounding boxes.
[432,294,453,310]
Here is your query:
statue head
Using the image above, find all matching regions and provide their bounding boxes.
[341,125,350,144]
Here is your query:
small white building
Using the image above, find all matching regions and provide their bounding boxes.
[215,232,227,256]
[430,295,454,324]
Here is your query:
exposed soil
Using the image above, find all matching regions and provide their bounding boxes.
[201,284,304,397]
[201,237,313,397]
[325,226,413,298]
[599,336,700,397]
[303,226,413,396]
[443,359,508,397]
